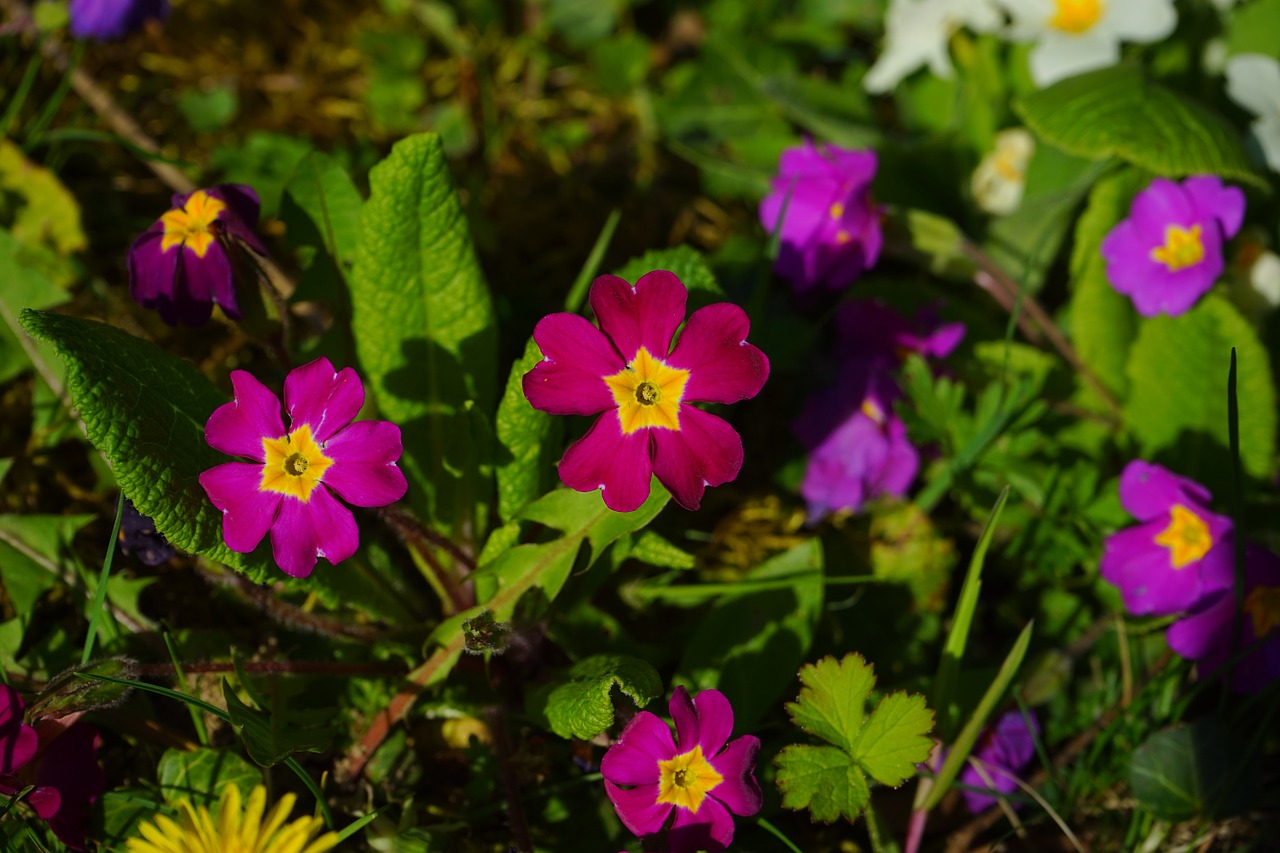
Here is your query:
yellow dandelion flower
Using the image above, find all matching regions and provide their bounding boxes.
[126,784,339,853]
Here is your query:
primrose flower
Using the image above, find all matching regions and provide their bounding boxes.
[1099,461,1234,617]
[759,141,883,293]
[1225,54,1280,174]
[863,0,1003,94]
[522,272,769,513]
[972,129,1036,216]
[126,784,339,853]
[998,0,1177,87]
[69,0,169,40]
[128,184,268,326]
[1168,545,1280,693]
[1100,176,1246,317]
[601,687,762,853]
[199,357,407,578]
[958,710,1039,814]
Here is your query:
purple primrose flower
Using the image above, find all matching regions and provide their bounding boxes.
[128,184,268,326]
[199,357,407,578]
[958,710,1039,814]
[522,271,769,513]
[69,0,168,40]
[601,687,762,853]
[1099,461,1233,616]
[1168,546,1280,693]
[1100,176,1245,317]
[759,141,883,293]
[118,496,175,566]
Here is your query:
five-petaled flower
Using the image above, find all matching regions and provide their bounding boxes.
[199,357,407,578]
[759,141,884,293]
[522,271,769,513]
[1100,175,1245,317]
[958,710,1039,814]
[128,184,268,326]
[862,0,1003,94]
[69,0,169,40]
[601,686,762,853]
[1099,461,1233,617]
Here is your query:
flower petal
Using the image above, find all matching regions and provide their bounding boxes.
[692,690,734,758]
[589,271,687,361]
[667,304,769,405]
[321,421,407,507]
[601,711,676,786]
[284,358,365,442]
[650,408,744,511]
[1099,525,1232,616]
[1182,175,1246,238]
[0,686,38,775]
[557,415,654,513]
[669,686,699,754]
[180,241,239,321]
[269,488,359,578]
[207,183,268,255]
[604,780,673,837]
[668,793,736,853]
[36,724,104,850]
[199,462,281,554]
[523,313,622,416]
[708,736,762,817]
[1117,460,1212,521]
[205,370,286,461]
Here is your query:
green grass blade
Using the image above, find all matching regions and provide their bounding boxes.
[79,672,230,721]
[563,208,622,313]
[81,497,125,664]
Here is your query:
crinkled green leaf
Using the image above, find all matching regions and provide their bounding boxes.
[785,654,875,752]
[775,744,869,824]
[494,338,561,522]
[157,747,261,812]
[222,679,335,767]
[1015,65,1265,190]
[537,654,663,740]
[629,530,696,570]
[850,692,935,786]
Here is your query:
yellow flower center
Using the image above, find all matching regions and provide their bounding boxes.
[603,346,691,434]
[1050,0,1103,34]
[259,423,334,502]
[1153,504,1213,569]
[1150,224,1205,272]
[159,190,226,258]
[829,202,845,219]
[656,745,724,813]
[860,396,886,425]
[1244,585,1280,638]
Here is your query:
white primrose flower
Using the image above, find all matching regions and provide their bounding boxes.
[1225,53,1280,173]
[971,128,1035,215]
[998,0,1177,87]
[864,0,1004,95]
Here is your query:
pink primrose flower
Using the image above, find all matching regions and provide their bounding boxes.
[601,686,762,853]
[1099,461,1233,616]
[69,0,168,40]
[199,357,407,578]
[1100,176,1245,317]
[957,710,1039,814]
[759,140,883,293]
[521,271,769,513]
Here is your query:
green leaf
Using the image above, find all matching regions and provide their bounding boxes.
[1130,718,1259,821]
[851,692,936,786]
[350,133,498,534]
[1123,294,1276,481]
[283,151,364,276]
[775,744,870,824]
[221,679,335,767]
[1226,0,1280,62]
[629,530,696,570]
[29,657,137,719]
[0,139,86,256]
[157,747,260,811]
[1015,65,1265,190]
[536,654,663,740]
[494,338,562,522]
[0,230,68,386]
[613,245,726,304]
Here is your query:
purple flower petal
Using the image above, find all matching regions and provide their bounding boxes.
[180,241,239,321]
[269,488,359,578]
[650,408,744,511]
[205,370,286,461]
[206,184,269,255]
[800,404,917,519]
[557,414,654,513]
[669,685,699,755]
[69,0,168,40]
[1183,175,1246,237]
[667,304,769,405]
[707,736,762,816]
[600,711,675,786]
[0,686,38,775]
[691,690,734,758]
[127,228,184,325]
[35,724,104,851]
[199,462,282,554]
[1118,460,1213,521]
[668,793,736,853]
[322,421,407,507]
[284,357,364,442]
[604,780,673,837]
[589,271,687,361]
[523,313,622,416]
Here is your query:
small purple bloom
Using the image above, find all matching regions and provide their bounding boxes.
[1168,546,1280,693]
[601,686,762,853]
[118,496,175,566]
[1099,461,1233,616]
[127,184,268,326]
[198,357,408,578]
[1100,176,1245,317]
[759,141,883,293]
[69,0,168,40]
[958,710,1039,814]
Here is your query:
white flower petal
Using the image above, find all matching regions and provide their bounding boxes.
[1029,30,1120,86]
[1105,0,1177,42]
[1226,54,1280,119]
[1252,114,1280,173]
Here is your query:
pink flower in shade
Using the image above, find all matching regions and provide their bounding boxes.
[601,687,762,853]
[957,710,1039,814]
[1100,176,1245,317]
[198,357,408,578]
[521,271,769,513]
[1168,546,1280,694]
[759,141,883,293]
[1099,461,1234,617]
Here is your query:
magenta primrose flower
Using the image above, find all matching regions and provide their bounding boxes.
[601,687,762,853]
[128,183,268,326]
[1168,546,1280,693]
[198,357,407,578]
[759,140,883,293]
[1099,461,1233,617]
[958,710,1039,814]
[522,271,769,513]
[1100,175,1245,317]
[69,0,169,40]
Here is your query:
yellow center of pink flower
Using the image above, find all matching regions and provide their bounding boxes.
[1150,224,1205,272]
[1050,0,1103,34]
[160,190,226,258]
[1244,585,1280,638]
[259,424,334,501]
[603,346,690,434]
[860,397,886,425]
[1154,504,1213,569]
[656,745,723,813]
